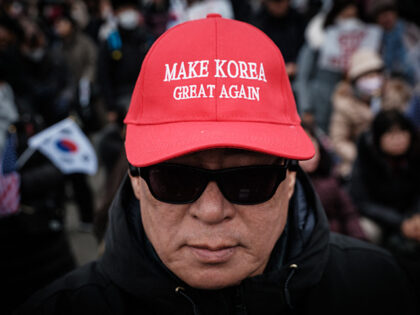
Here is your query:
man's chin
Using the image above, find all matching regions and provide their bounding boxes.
[179,269,244,290]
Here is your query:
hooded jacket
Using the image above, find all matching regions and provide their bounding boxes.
[15,169,417,315]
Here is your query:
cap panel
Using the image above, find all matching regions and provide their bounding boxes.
[126,19,218,124]
[215,19,299,124]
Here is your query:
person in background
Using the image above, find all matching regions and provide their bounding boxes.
[367,0,420,85]
[16,14,416,315]
[0,15,77,309]
[143,0,171,37]
[52,11,98,231]
[1,120,78,315]
[228,0,254,22]
[96,0,153,177]
[295,0,382,133]
[53,11,99,107]
[406,83,420,130]
[97,0,152,121]
[52,10,99,128]
[166,0,234,28]
[253,0,306,80]
[300,123,367,241]
[329,48,411,180]
[19,18,72,125]
[83,0,108,44]
[53,5,106,134]
[289,0,324,24]
[0,8,26,105]
[349,109,420,299]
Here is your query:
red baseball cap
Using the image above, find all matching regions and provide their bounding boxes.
[124,14,314,166]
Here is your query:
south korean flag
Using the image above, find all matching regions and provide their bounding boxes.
[28,118,98,175]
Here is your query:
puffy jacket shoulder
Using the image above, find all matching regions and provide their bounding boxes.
[302,233,417,314]
[14,262,116,315]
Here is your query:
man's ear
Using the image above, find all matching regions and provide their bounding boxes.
[286,170,296,200]
[128,171,142,200]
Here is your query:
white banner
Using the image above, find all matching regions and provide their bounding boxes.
[28,118,98,175]
[319,20,382,72]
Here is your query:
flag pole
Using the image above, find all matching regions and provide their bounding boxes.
[16,147,36,170]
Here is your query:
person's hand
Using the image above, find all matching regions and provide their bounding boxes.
[401,214,420,242]
[285,62,297,78]
[302,112,315,128]
[107,111,118,123]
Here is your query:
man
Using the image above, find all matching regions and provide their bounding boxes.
[16,14,416,314]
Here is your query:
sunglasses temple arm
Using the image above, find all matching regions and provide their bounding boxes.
[128,164,141,177]
[288,160,299,172]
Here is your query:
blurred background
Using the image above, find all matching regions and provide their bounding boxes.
[1,0,420,313]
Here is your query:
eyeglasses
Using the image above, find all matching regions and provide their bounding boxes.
[129,161,290,205]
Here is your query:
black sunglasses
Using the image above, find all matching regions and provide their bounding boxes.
[129,161,291,205]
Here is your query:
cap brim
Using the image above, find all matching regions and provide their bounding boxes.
[125,121,315,167]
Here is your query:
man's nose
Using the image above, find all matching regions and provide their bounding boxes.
[189,181,234,224]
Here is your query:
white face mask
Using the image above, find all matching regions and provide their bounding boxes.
[117,10,139,30]
[335,17,359,29]
[355,75,384,97]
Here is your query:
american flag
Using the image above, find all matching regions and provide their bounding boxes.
[0,131,20,217]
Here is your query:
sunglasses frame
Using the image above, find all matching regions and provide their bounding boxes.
[129,160,291,205]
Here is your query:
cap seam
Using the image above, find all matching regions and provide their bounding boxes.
[214,17,219,121]
[138,22,193,120]
[125,120,300,126]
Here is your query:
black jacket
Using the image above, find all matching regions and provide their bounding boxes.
[1,150,76,314]
[350,131,420,232]
[252,6,305,64]
[97,27,153,113]
[15,169,417,314]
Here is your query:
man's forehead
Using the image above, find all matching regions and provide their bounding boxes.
[167,148,282,168]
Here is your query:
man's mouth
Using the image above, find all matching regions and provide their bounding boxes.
[188,244,237,264]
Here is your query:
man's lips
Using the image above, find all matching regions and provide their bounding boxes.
[188,244,237,263]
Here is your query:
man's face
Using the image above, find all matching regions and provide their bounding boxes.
[380,127,411,156]
[265,0,290,18]
[129,149,296,289]
[376,10,397,31]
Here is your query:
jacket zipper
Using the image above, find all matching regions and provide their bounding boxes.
[175,286,201,315]
[284,264,298,310]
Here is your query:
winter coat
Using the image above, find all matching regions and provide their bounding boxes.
[97,27,152,112]
[1,149,76,314]
[294,16,344,133]
[381,19,420,85]
[253,6,306,64]
[349,131,420,234]
[19,49,73,125]
[0,83,18,151]
[329,81,373,177]
[330,79,413,178]
[15,167,417,314]
[309,176,366,240]
[56,30,98,84]
[407,84,420,129]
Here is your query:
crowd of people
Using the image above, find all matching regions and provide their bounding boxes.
[1,0,420,313]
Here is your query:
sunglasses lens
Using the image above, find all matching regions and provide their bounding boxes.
[142,164,287,204]
[148,165,207,203]
[220,167,285,204]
